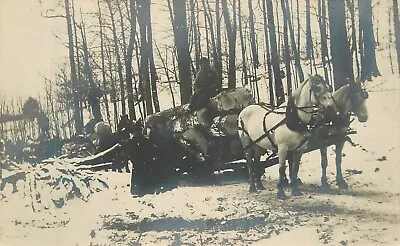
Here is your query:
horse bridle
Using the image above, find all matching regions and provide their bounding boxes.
[294,80,334,126]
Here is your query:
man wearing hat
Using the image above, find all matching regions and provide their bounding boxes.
[189,57,221,110]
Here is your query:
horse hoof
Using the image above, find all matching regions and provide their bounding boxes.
[291,188,303,196]
[277,190,287,200]
[249,186,257,193]
[321,183,331,193]
[256,182,266,190]
[294,178,303,186]
[337,179,348,189]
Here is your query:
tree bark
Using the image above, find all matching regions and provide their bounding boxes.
[262,0,275,105]
[106,0,127,116]
[126,0,137,120]
[359,0,381,81]
[318,0,331,84]
[79,17,102,122]
[393,0,400,74]
[215,0,223,88]
[328,0,354,89]
[266,0,285,105]
[170,0,192,105]
[64,0,83,134]
[221,0,237,89]
[237,0,249,86]
[281,0,292,96]
[98,0,111,125]
[137,0,153,116]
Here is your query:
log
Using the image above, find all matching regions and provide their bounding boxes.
[209,114,239,136]
[141,87,253,166]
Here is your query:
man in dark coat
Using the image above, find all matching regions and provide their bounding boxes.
[189,57,221,111]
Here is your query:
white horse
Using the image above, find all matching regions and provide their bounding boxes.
[238,75,337,200]
[314,80,369,190]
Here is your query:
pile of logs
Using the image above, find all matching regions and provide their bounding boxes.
[144,87,255,165]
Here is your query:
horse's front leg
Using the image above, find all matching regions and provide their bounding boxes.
[320,147,330,190]
[289,151,303,196]
[277,145,289,200]
[335,140,348,189]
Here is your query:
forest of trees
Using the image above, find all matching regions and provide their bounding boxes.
[1,0,399,141]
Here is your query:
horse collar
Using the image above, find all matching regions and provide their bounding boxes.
[286,97,314,134]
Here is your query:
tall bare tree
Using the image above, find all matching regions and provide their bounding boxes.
[393,0,400,73]
[106,0,127,116]
[328,0,354,89]
[64,0,83,134]
[221,0,237,89]
[359,0,381,81]
[125,0,137,120]
[169,0,192,104]
[137,0,153,116]
[98,0,111,124]
[266,0,285,105]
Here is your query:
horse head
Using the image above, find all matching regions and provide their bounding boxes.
[348,79,369,122]
[294,74,336,124]
[309,74,336,112]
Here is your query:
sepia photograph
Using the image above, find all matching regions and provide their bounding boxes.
[0,0,399,245]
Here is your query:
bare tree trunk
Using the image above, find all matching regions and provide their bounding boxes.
[328,0,354,89]
[266,0,285,105]
[169,0,192,104]
[106,43,119,126]
[137,0,153,116]
[393,0,400,74]
[222,0,237,89]
[318,0,331,84]
[281,0,292,96]
[389,8,395,74]
[64,0,83,134]
[306,0,312,60]
[125,0,137,120]
[284,0,304,83]
[147,9,161,113]
[80,15,102,122]
[262,0,275,105]
[359,0,381,81]
[346,0,360,78]
[117,1,128,63]
[238,0,249,86]
[215,0,223,88]
[189,0,201,70]
[107,0,126,116]
[201,0,217,68]
[248,0,259,68]
[98,0,111,125]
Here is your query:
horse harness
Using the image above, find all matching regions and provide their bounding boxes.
[238,98,323,152]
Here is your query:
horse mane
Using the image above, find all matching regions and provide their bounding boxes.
[291,78,309,101]
[333,84,351,110]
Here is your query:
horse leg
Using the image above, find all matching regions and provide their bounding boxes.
[289,151,303,196]
[254,147,266,191]
[320,147,330,190]
[245,148,257,193]
[335,140,348,189]
[277,145,289,200]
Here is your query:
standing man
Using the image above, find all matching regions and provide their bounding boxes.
[189,57,221,110]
